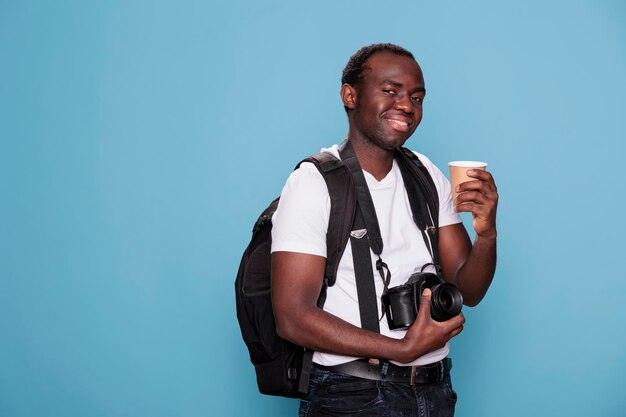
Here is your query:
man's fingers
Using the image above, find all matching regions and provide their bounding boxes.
[445,315,464,337]
[455,191,488,206]
[442,312,464,326]
[416,288,432,322]
[467,169,495,183]
[449,325,464,338]
[457,179,496,195]
[455,202,492,216]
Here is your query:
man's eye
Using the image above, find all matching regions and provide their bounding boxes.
[383,89,396,95]
[411,96,422,102]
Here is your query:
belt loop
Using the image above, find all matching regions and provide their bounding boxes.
[410,366,416,386]
[381,362,389,379]
[439,359,446,381]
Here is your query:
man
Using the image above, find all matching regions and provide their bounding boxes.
[271,43,498,416]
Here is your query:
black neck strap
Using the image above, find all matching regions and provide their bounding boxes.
[339,141,392,286]
[348,206,381,332]
[339,141,392,332]
[394,149,441,273]
[339,141,383,256]
[338,140,441,332]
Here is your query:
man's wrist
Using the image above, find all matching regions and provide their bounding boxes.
[475,230,497,242]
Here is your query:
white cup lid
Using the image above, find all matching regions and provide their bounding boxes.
[448,161,487,168]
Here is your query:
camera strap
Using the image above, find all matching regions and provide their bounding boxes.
[340,140,389,332]
[338,140,442,331]
[349,206,383,332]
[395,149,442,274]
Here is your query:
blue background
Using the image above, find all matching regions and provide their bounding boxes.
[1,1,625,416]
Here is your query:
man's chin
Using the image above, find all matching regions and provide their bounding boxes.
[359,131,413,151]
[385,134,413,150]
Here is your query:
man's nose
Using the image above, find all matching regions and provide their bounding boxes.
[394,94,414,113]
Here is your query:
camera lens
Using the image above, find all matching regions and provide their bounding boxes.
[431,283,463,322]
[439,291,453,310]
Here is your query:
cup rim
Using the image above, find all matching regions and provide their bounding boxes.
[448,161,488,168]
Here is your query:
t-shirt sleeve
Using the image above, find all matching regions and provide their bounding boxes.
[412,152,462,227]
[271,162,330,257]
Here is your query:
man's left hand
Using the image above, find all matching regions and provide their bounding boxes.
[454,170,498,239]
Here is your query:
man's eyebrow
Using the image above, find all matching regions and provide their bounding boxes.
[381,79,403,88]
[380,79,426,93]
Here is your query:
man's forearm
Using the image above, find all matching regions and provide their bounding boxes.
[276,304,409,361]
[455,235,497,306]
[276,295,464,365]
[272,251,464,364]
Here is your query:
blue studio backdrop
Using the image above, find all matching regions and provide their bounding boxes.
[1,1,625,416]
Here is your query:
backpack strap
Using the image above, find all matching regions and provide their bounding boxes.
[294,151,355,393]
[296,149,386,361]
[296,152,355,295]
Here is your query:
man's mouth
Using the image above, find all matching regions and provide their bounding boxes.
[384,117,411,133]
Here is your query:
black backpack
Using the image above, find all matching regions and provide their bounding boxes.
[235,147,440,398]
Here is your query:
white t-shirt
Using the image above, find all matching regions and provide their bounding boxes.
[271,144,462,367]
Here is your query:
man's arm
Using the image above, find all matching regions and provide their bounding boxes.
[438,169,498,307]
[272,251,465,364]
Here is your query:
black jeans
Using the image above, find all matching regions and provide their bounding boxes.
[299,365,458,417]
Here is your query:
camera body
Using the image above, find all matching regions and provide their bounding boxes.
[381,272,463,330]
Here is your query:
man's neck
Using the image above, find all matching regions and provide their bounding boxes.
[347,136,395,182]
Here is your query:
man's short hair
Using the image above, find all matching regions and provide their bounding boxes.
[341,43,416,86]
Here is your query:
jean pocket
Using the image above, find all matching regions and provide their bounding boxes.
[316,380,382,414]
[443,380,458,404]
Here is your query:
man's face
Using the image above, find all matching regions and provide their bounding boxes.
[348,52,425,150]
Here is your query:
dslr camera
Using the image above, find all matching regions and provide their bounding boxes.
[381,271,463,330]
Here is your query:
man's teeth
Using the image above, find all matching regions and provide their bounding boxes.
[387,119,408,126]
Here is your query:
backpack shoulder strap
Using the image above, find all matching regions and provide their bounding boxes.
[296,152,355,290]
[292,152,355,393]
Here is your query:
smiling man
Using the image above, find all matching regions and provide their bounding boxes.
[271,44,498,416]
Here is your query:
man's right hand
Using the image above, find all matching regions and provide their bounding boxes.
[396,288,465,364]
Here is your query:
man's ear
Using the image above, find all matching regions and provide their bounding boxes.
[340,83,357,110]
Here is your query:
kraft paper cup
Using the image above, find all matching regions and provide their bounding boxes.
[448,161,488,205]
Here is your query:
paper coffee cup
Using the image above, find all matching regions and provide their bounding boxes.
[448,161,488,205]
